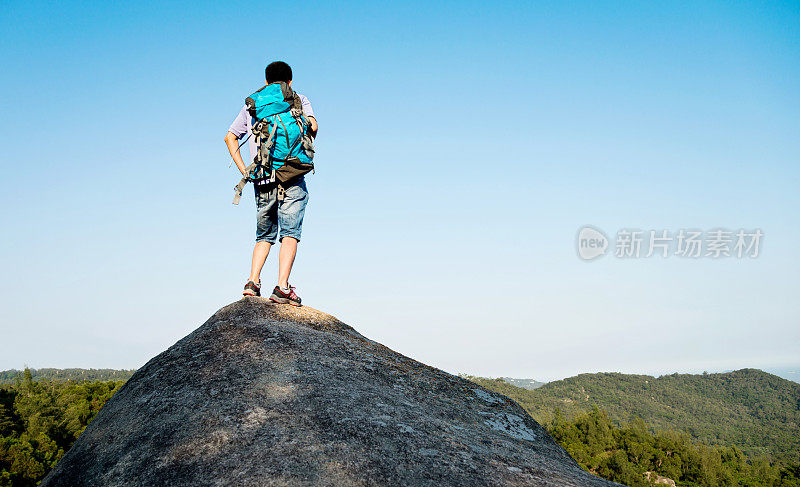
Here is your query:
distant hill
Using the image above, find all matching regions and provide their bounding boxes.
[501,377,545,390]
[0,368,136,384]
[469,368,800,462]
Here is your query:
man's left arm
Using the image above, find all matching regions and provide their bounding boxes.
[225,106,250,176]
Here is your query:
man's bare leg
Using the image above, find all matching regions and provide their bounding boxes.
[249,241,272,284]
[277,237,298,289]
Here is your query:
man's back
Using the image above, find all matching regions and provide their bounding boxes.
[228,92,315,165]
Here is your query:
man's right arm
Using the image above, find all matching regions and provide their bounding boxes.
[299,94,318,138]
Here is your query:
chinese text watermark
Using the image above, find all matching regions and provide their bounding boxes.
[576,227,763,261]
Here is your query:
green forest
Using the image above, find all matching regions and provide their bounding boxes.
[546,407,799,486]
[469,369,800,462]
[0,370,125,486]
[2,368,799,486]
[0,369,135,385]
[470,370,800,486]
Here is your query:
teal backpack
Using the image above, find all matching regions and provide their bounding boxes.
[233,82,315,204]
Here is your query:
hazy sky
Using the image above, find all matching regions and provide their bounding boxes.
[1,1,798,382]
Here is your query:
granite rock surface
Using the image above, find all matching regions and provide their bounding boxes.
[42,298,623,486]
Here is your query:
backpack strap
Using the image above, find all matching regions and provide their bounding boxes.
[232,167,253,205]
[287,93,304,126]
[288,93,315,163]
[232,117,278,205]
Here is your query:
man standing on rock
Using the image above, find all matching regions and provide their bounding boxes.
[224,61,317,306]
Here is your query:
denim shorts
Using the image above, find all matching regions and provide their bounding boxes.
[254,178,309,243]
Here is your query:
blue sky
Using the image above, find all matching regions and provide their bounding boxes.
[1,1,798,381]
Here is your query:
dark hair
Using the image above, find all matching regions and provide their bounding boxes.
[265,61,293,83]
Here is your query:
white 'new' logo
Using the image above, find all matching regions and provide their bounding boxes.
[577,226,608,261]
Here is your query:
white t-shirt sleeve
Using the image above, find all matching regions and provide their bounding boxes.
[299,94,315,119]
[228,106,250,139]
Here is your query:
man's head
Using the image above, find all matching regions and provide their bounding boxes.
[265,61,293,86]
